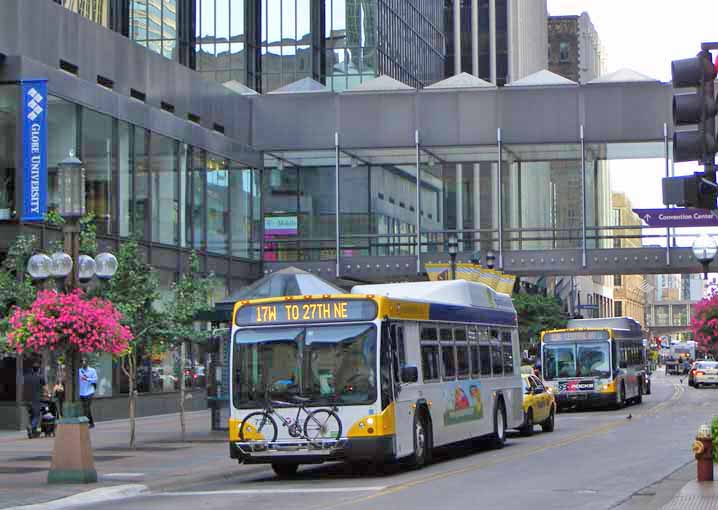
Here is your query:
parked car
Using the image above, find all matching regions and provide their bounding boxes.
[688,362,699,387]
[692,361,718,388]
[518,373,556,436]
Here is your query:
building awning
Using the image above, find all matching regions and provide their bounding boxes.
[198,267,344,323]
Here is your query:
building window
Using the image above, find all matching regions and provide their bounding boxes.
[151,133,179,246]
[81,108,115,235]
[559,41,570,62]
[614,301,623,317]
[131,0,180,61]
[614,274,622,287]
[207,153,229,254]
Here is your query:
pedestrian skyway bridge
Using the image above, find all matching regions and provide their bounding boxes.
[255,69,698,283]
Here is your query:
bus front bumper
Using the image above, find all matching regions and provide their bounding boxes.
[230,436,395,465]
[555,392,616,407]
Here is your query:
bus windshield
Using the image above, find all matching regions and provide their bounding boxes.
[543,341,611,380]
[233,323,377,408]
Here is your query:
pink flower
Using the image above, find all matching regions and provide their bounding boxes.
[7,289,132,355]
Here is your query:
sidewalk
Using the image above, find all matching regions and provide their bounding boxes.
[0,410,254,509]
[662,478,718,509]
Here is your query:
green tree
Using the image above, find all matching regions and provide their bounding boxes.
[163,251,214,441]
[513,293,567,353]
[0,235,39,351]
[103,239,166,448]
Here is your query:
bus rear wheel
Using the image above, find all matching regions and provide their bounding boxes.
[272,463,299,478]
[490,401,507,449]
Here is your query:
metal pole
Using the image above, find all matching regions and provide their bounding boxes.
[335,132,340,279]
[497,128,503,269]
[471,0,479,76]
[415,129,422,274]
[454,0,462,75]
[664,123,671,265]
[580,124,587,268]
[489,0,497,84]
[451,254,457,280]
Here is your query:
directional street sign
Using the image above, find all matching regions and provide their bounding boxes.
[633,208,718,228]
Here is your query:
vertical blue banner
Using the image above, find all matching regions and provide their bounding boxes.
[21,79,48,222]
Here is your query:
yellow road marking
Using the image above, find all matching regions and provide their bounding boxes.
[310,383,683,510]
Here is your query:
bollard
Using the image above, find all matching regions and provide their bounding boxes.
[693,425,714,482]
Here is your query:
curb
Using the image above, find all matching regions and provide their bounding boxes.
[3,484,147,510]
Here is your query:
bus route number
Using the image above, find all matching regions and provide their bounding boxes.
[237,299,377,325]
[253,302,347,323]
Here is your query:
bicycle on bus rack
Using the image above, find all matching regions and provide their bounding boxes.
[239,395,343,446]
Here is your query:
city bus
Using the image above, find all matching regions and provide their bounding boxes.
[540,317,647,410]
[228,280,523,477]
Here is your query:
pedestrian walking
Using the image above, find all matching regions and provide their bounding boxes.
[79,358,97,428]
[52,379,65,419]
[25,360,47,438]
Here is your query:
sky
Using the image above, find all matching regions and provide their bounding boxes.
[548,0,718,249]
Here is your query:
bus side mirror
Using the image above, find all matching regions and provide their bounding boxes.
[401,365,419,383]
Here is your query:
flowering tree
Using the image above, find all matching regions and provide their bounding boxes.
[7,289,132,410]
[690,291,718,355]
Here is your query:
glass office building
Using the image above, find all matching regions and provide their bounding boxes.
[123,0,446,92]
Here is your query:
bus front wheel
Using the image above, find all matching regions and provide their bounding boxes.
[615,383,626,409]
[407,411,431,469]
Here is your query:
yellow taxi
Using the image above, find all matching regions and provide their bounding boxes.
[518,373,556,436]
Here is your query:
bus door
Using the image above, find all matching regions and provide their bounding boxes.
[387,323,414,458]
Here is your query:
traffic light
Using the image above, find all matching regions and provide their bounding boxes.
[672,49,717,165]
[663,44,718,209]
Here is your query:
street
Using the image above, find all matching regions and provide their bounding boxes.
[90,370,712,510]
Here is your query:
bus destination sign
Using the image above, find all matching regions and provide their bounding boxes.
[235,299,378,325]
[543,330,610,342]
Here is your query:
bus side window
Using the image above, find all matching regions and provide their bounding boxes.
[455,327,469,378]
[421,344,440,381]
[490,330,503,377]
[479,328,491,377]
[469,326,480,377]
[501,331,514,375]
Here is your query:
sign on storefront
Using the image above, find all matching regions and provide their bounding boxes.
[21,80,48,222]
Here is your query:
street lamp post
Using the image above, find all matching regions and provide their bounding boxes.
[448,235,459,280]
[692,234,718,280]
[485,250,496,270]
[26,152,118,484]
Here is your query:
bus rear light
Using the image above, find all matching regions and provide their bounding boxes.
[696,371,706,376]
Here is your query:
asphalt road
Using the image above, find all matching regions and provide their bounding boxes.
[93,370,714,510]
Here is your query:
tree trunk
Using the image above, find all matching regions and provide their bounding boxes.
[179,341,186,442]
[122,354,137,449]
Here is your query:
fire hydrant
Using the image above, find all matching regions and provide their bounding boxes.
[693,425,713,482]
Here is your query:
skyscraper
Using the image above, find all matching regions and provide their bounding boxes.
[444,0,548,85]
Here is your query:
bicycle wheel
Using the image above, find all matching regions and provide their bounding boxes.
[240,412,278,442]
[304,409,342,442]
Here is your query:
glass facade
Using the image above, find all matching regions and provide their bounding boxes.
[33,94,261,258]
[261,0,314,92]
[187,0,445,92]
[377,0,445,88]
[195,0,250,85]
[131,0,182,61]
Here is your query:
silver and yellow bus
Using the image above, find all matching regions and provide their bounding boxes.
[541,317,647,410]
[228,280,523,477]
